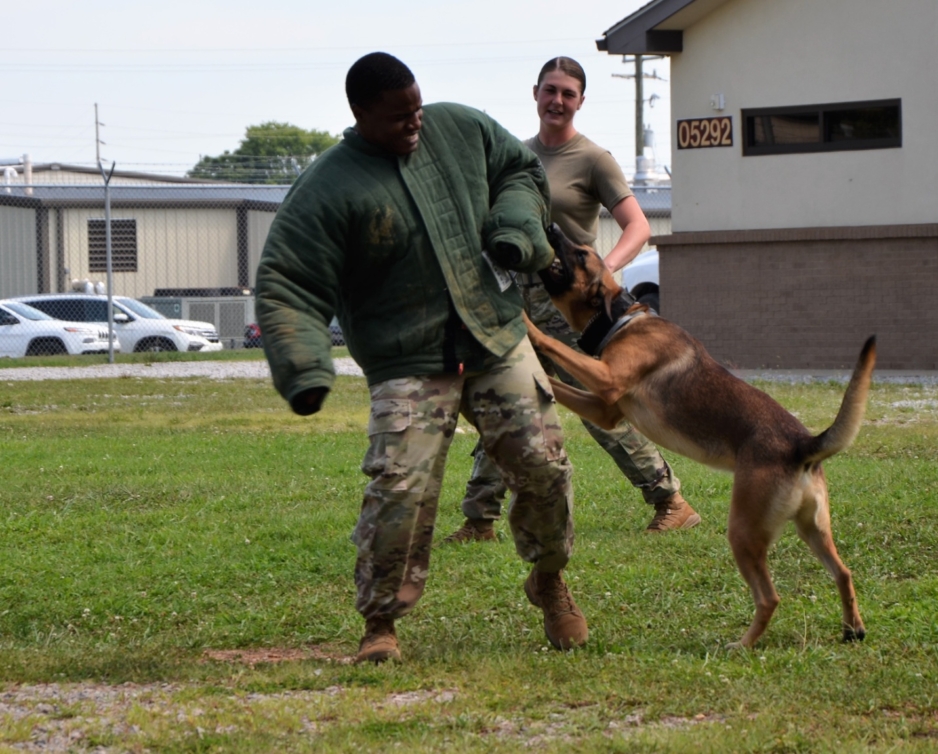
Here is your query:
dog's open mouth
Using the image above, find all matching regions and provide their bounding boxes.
[538,255,571,295]
[546,256,564,278]
[538,223,577,295]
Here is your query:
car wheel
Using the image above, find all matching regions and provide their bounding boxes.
[135,337,178,353]
[26,338,67,356]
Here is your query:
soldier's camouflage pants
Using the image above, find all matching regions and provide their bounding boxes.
[460,277,681,522]
[352,336,574,621]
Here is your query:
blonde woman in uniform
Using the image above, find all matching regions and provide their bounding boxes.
[445,57,700,543]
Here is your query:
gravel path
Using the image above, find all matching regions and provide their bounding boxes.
[2,359,937,385]
[735,368,938,386]
[0,358,938,385]
[0,357,363,382]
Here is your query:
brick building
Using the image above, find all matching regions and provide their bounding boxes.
[597,0,938,369]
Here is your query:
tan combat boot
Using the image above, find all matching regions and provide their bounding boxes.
[441,518,496,545]
[354,616,401,664]
[646,493,701,533]
[524,569,588,650]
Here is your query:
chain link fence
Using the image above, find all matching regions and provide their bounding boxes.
[595,185,672,259]
[1,183,288,357]
[1,180,670,358]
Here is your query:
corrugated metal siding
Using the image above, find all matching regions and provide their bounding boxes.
[0,204,38,297]
[247,209,276,288]
[58,207,238,298]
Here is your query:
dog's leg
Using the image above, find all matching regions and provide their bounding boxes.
[727,535,779,649]
[524,315,643,405]
[726,476,781,649]
[793,480,866,643]
[548,377,625,430]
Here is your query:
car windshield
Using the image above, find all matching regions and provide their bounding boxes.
[116,298,166,319]
[2,301,55,320]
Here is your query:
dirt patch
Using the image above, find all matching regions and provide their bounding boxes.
[201,644,354,666]
[384,689,458,707]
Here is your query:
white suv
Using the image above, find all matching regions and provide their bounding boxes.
[11,294,222,353]
[0,300,120,357]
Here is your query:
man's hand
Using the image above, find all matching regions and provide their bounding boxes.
[488,241,522,269]
[289,387,329,416]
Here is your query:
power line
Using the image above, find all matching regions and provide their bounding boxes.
[0,56,556,74]
[0,38,589,54]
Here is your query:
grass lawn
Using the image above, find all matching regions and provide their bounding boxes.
[0,364,936,751]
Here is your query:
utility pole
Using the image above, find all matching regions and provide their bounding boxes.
[95,102,117,363]
[612,55,668,159]
[634,56,643,159]
[94,103,105,166]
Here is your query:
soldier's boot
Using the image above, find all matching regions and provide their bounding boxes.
[524,568,589,650]
[354,616,401,664]
[441,518,496,545]
[646,493,702,533]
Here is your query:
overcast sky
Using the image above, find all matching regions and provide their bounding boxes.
[1,0,671,178]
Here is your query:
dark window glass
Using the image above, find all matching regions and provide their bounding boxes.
[825,106,900,142]
[85,301,110,321]
[88,219,138,272]
[25,299,82,321]
[22,299,51,316]
[743,99,901,155]
[60,301,84,321]
[749,112,819,146]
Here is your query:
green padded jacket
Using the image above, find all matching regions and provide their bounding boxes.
[255,102,554,403]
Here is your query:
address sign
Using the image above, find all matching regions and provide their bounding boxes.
[676,116,733,149]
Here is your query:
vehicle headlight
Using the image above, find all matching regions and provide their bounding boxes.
[64,327,95,334]
[172,325,202,336]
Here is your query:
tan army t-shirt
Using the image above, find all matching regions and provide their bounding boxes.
[523,132,632,247]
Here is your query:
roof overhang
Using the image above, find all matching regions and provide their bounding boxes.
[597,0,732,55]
[4,162,221,184]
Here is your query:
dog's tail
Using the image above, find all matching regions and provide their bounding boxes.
[800,336,877,466]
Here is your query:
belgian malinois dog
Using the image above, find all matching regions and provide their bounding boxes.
[525,224,875,648]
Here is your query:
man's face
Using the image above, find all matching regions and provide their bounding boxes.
[352,83,423,156]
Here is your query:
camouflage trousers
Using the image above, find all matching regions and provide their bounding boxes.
[460,276,681,522]
[352,336,574,621]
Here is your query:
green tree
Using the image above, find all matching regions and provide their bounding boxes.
[187,122,340,184]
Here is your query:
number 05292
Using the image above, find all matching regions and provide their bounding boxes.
[677,117,733,149]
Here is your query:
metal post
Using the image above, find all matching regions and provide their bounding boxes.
[98,161,117,363]
[634,55,644,159]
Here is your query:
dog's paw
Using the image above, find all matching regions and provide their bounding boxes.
[842,626,866,643]
[724,641,750,653]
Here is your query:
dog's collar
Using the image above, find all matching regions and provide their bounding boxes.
[577,291,651,357]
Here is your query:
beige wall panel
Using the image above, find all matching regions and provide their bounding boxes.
[247,209,277,288]
[59,208,238,297]
[0,205,38,297]
[671,0,937,231]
